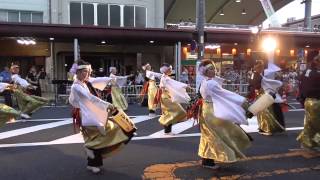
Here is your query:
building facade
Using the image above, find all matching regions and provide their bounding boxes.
[282,14,320,31]
[0,0,168,83]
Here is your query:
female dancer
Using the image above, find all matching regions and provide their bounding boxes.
[109,67,131,111]
[297,53,320,149]
[197,60,251,169]
[69,60,134,173]
[141,63,162,116]
[10,64,48,119]
[0,83,21,126]
[249,61,285,136]
[158,63,190,134]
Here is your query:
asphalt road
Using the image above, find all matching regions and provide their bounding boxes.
[0,98,319,180]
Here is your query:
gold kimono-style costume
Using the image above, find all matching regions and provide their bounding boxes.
[110,74,128,111]
[256,91,285,134]
[147,80,158,112]
[145,70,162,112]
[0,103,20,127]
[257,74,285,134]
[159,90,187,126]
[69,79,129,158]
[13,88,48,115]
[199,78,251,162]
[0,83,20,126]
[158,74,189,126]
[297,98,320,148]
[10,74,48,115]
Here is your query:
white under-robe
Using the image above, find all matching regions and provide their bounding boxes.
[159,74,191,104]
[200,78,248,125]
[69,79,112,127]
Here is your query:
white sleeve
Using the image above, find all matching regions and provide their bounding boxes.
[0,83,9,93]
[146,70,162,80]
[88,77,112,91]
[12,75,30,88]
[165,77,190,103]
[73,84,112,110]
[111,75,128,87]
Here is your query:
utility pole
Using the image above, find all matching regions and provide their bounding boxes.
[195,0,205,91]
[196,0,205,61]
[302,0,312,31]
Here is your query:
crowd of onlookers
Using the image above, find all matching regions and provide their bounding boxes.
[0,65,47,106]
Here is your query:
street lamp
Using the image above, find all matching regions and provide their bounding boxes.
[262,37,277,52]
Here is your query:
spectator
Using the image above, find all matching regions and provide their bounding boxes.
[180,66,189,83]
[0,66,13,106]
[37,67,47,93]
[135,70,144,85]
[26,66,41,96]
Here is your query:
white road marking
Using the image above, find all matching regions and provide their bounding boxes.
[289,109,304,112]
[0,126,305,148]
[149,119,197,138]
[10,118,72,123]
[0,115,157,140]
[0,120,72,140]
[0,115,306,148]
[132,115,159,124]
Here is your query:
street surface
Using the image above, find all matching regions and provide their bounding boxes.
[0,97,319,180]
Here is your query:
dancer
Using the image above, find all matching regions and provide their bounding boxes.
[157,63,189,134]
[249,61,285,135]
[10,64,49,119]
[0,83,21,126]
[69,60,135,174]
[109,67,130,111]
[197,60,251,169]
[141,63,162,116]
[297,53,320,150]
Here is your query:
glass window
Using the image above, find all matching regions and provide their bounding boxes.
[70,2,81,25]
[135,6,146,28]
[83,3,94,25]
[0,10,7,22]
[97,4,108,26]
[110,5,120,27]
[124,6,134,27]
[20,11,31,23]
[32,12,43,23]
[8,11,19,22]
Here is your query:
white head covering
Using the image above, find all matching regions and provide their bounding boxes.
[109,67,117,73]
[160,65,172,73]
[142,63,151,71]
[77,65,91,70]
[198,62,216,76]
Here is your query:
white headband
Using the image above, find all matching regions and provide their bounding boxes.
[160,65,172,73]
[77,65,91,70]
[198,63,215,76]
[109,67,116,73]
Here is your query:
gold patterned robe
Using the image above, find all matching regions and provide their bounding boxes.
[13,88,48,115]
[0,103,20,127]
[297,98,320,148]
[158,90,187,126]
[82,121,129,158]
[147,80,158,111]
[198,78,251,162]
[256,91,285,134]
